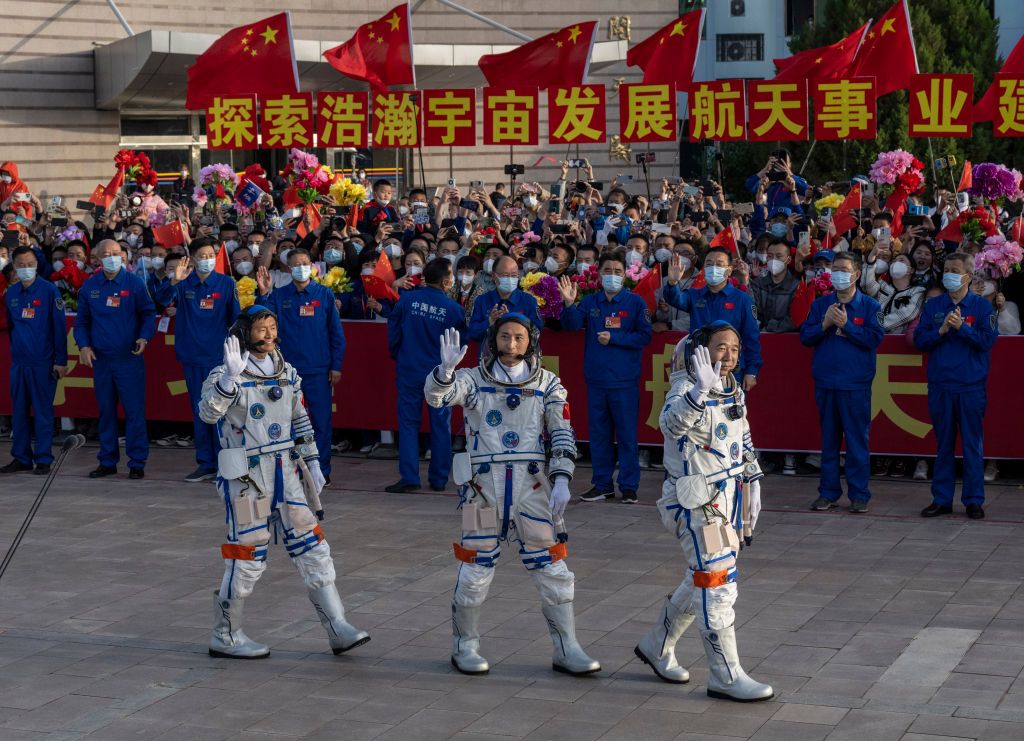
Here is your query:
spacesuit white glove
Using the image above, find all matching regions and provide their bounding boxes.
[223,336,249,387]
[306,458,326,495]
[439,328,468,382]
[549,477,571,517]
[691,344,721,400]
[747,479,761,533]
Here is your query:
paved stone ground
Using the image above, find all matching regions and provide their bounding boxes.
[0,447,1022,740]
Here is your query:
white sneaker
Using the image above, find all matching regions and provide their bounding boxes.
[984,461,998,483]
[175,435,194,448]
[913,460,929,481]
[156,434,178,447]
[805,454,822,469]
[638,450,651,469]
[782,454,796,476]
[359,442,379,455]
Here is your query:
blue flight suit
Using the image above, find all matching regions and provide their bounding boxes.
[467,288,542,343]
[73,268,156,470]
[256,280,345,477]
[561,289,653,493]
[662,282,763,379]
[744,172,809,211]
[4,277,68,466]
[800,290,883,503]
[387,286,467,488]
[154,271,240,470]
[914,291,997,507]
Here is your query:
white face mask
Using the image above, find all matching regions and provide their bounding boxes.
[626,249,643,266]
[458,273,474,287]
[52,260,65,272]
[235,261,254,276]
[523,195,538,210]
[544,256,559,273]
[361,267,374,276]
[756,252,768,263]
[769,258,787,276]
[0,257,7,270]
[150,257,165,271]
[576,261,593,274]
[291,264,312,283]
[676,255,692,271]
[654,248,672,263]
[483,258,495,273]
[126,233,140,246]
[875,259,889,274]
[398,205,409,216]
[224,239,239,253]
[978,279,996,296]
[0,174,12,183]
[407,264,423,276]
[386,243,403,258]
[523,260,539,272]
[889,261,910,280]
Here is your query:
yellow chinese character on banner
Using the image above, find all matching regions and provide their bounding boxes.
[427,91,472,146]
[912,77,969,136]
[488,90,535,144]
[552,87,603,142]
[622,85,673,142]
[374,93,418,147]
[816,79,874,139]
[320,93,366,147]
[262,95,311,148]
[871,354,931,438]
[691,82,744,140]
[207,97,256,149]
[751,83,805,138]
[644,343,676,431]
[996,77,1024,135]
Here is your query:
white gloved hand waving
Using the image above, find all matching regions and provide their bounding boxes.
[306,459,326,495]
[549,477,571,517]
[439,327,468,381]
[223,336,249,385]
[691,344,721,397]
[747,479,761,533]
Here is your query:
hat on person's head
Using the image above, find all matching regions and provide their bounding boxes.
[769,206,792,219]
[813,249,835,263]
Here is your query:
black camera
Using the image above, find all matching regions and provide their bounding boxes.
[504,164,525,175]
[128,195,143,208]
[636,152,656,164]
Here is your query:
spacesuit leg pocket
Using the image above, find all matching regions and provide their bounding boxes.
[517,513,557,551]
[459,502,500,565]
[231,488,272,529]
[675,473,713,510]
[218,447,250,481]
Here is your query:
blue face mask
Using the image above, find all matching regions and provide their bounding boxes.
[291,265,312,283]
[15,266,36,282]
[704,265,727,286]
[351,242,364,255]
[770,223,788,238]
[942,272,964,292]
[101,255,123,273]
[196,258,216,274]
[601,274,624,293]
[324,248,343,264]
[497,276,519,294]
[830,270,853,290]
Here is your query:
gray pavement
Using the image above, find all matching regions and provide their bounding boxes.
[0,447,1022,740]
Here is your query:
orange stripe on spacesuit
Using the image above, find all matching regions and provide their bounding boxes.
[692,569,731,588]
[547,542,567,562]
[453,542,478,563]
[221,543,259,561]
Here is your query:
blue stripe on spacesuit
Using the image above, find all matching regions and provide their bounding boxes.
[273,455,284,508]
[500,465,513,539]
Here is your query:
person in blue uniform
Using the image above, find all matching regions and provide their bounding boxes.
[914,252,998,520]
[73,239,156,479]
[467,256,542,343]
[255,248,344,484]
[1,246,68,475]
[559,250,653,503]
[799,252,883,513]
[663,247,762,391]
[154,242,240,482]
[385,258,467,493]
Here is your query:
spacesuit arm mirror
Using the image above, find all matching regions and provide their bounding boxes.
[541,376,577,481]
[289,371,319,462]
[199,366,239,424]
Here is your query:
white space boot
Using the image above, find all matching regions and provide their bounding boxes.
[209,591,270,659]
[701,626,773,702]
[634,597,694,683]
[308,584,370,654]
[451,603,489,675]
[542,602,601,675]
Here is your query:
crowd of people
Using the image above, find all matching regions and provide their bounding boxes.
[2,148,1019,519]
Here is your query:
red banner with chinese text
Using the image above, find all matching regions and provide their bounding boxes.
[422,89,476,147]
[747,80,809,142]
[260,92,314,149]
[908,74,974,138]
[548,85,607,144]
[316,91,368,148]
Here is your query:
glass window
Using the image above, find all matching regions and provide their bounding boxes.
[716,33,764,62]
[786,0,815,36]
[121,117,190,136]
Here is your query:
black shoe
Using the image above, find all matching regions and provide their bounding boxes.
[384,481,417,493]
[810,497,836,511]
[128,468,145,480]
[965,504,985,520]
[621,490,638,504]
[848,499,868,513]
[580,487,614,502]
[89,465,117,478]
[921,503,953,518]
[429,484,446,492]
[32,464,51,476]
[184,466,217,483]
[324,475,331,488]
[0,460,32,474]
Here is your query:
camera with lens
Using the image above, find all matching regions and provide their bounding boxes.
[128,195,144,208]
[635,152,656,164]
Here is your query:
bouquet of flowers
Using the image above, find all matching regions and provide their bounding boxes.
[328,177,367,208]
[236,276,258,309]
[624,262,650,290]
[810,271,834,294]
[114,149,152,184]
[512,230,542,246]
[869,150,924,187]
[520,271,563,320]
[814,193,844,212]
[955,205,1000,244]
[969,163,1024,204]
[55,225,86,246]
[283,148,333,205]
[570,264,602,298]
[472,227,498,256]
[314,266,354,294]
[193,163,239,210]
[974,234,1023,278]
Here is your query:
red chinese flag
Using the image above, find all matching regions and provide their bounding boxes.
[772,23,867,85]
[632,263,660,315]
[88,184,107,207]
[908,74,974,138]
[547,85,607,145]
[363,251,400,302]
[626,9,704,91]
[935,221,963,244]
[709,226,737,255]
[186,13,298,110]
[830,184,862,234]
[214,242,231,275]
[478,21,596,89]
[974,34,1024,122]
[422,89,476,147]
[790,281,815,328]
[747,80,809,142]
[849,0,918,97]
[323,4,414,93]
[152,221,185,247]
[317,92,369,148]
[101,169,124,206]
[260,93,314,149]
[958,160,973,192]
[483,88,539,146]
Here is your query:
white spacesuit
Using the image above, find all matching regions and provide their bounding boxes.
[199,306,369,659]
[424,315,600,676]
[634,322,772,702]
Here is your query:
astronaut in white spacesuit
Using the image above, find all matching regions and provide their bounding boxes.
[199,305,369,659]
[633,321,772,702]
[424,313,600,677]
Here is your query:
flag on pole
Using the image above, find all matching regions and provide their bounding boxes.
[958,160,973,192]
[214,242,232,275]
[974,34,1024,122]
[185,13,299,110]
[709,226,738,255]
[830,184,863,234]
[625,9,704,91]
[849,0,918,97]
[323,3,414,93]
[152,221,186,247]
[478,21,597,89]
[632,263,660,315]
[772,22,869,84]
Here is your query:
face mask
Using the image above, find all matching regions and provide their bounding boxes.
[52,260,65,272]
[407,265,423,276]
[0,175,12,184]
[523,260,539,272]
[498,276,519,293]
[755,252,768,263]
[235,261,254,276]
[361,267,374,276]
[0,257,7,270]
[889,261,910,280]
[150,257,165,270]
[483,258,495,273]
[445,254,458,268]
[704,265,727,286]
[830,270,853,290]
[279,248,292,267]
[126,234,140,246]
[626,249,643,266]
[875,259,889,274]
[386,243,402,258]
[769,259,787,276]
[75,260,85,270]
[523,195,538,210]
[577,261,593,274]
[102,255,123,272]
[377,195,389,206]
[398,205,409,217]
[544,256,559,273]
[676,255,693,271]
[351,242,364,255]
[769,223,788,238]
[195,257,215,274]
[224,240,239,254]
[324,248,343,264]
[16,267,36,282]
[412,201,427,210]
[291,264,312,282]
[942,272,964,292]
[459,273,474,287]
[655,248,672,263]
[602,274,624,293]
[180,170,188,178]
[609,202,624,213]
[978,280,996,297]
